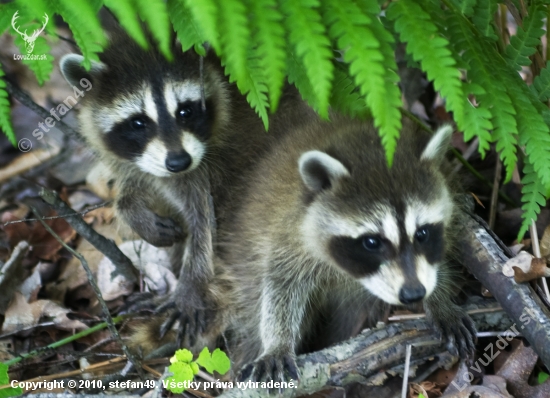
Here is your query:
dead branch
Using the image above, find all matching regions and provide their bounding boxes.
[38,187,137,283]
[4,79,80,140]
[0,241,30,313]
[32,208,145,380]
[454,205,550,370]
[219,302,504,398]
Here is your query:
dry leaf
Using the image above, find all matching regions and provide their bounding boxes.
[502,251,532,277]
[540,223,550,262]
[513,258,550,283]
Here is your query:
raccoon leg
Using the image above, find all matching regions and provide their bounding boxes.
[162,181,217,347]
[423,289,477,358]
[116,178,184,247]
[236,263,312,385]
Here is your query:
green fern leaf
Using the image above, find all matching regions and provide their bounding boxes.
[461,83,493,155]
[518,160,546,240]
[324,0,401,164]
[505,4,545,70]
[216,0,250,86]
[134,0,172,60]
[471,0,498,40]
[0,66,16,146]
[281,0,333,118]
[168,0,206,54]
[184,0,219,51]
[330,66,370,120]
[53,0,106,70]
[452,0,476,16]
[388,0,464,128]
[104,0,149,49]
[531,64,550,101]
[246,0,286,110]
[287,50,323,114]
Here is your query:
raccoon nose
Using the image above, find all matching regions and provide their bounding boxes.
[165,152,192,172]
[399,285,426,304]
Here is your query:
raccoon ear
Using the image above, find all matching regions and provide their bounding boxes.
[60,54,106,87]
[421,125,453,163]
[299,150,350,192]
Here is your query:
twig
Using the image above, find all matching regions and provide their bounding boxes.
[4,79,80,140]
[0,241,30,313]
[2,201,112,227]
[38,187,137,283]
[0,149,60,184]
[30,208,145,379]
[488,158,502,229]
[401,344,412,398]
[530,220,550,302]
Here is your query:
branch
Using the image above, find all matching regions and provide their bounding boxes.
[31,208,145,380]
[454,202,550,370]
[4,79,80,140]
[0,241,30,313]
[38,187,138,283]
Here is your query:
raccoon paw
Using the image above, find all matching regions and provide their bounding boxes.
[427,306,477,358]
[236,352,299,393]
[125,210,184,247]
[119,292,158,314]
[156,288,215,347]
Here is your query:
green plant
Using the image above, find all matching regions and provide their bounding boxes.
[165,348,230,393]
[0,363,22,398]
[1,0,550,237]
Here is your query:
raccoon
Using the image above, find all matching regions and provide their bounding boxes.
[216,116,476,382]
[59,29,248,345]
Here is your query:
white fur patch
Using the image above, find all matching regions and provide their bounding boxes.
[360,263,405,305]
[143,86,158,123]
[381,212,400,248]
[135,138,171,177]
[421,125,452,161]
[181,133,205,171]
[416,255,438,298]
[404,192,453,240]
[299,151,349,192]
[165,80,202,115]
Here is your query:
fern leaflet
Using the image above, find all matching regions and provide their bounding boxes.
[104,0,149,49]
[0,65,16,146]
[184,0,220,51]
[532,64,550,101]
[504,4,545,70]
[518,160,546,240]
[168,0,206,54]
[134,0,172,60]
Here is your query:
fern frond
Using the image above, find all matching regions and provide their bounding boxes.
[504,4,545,70]
[518,160,546,240]
[183,0,219,51]
[450,0,476,17]
[461,83,493,155]
[281,0,333,118]
[167,0,206,54]
[531,64,550,101]
[53,0,106,69]
[324,0,401,164]
[104,0,148,49]
[388,0,464,127]
[287,50,322,114]
[246,0,286,110]
[216,0,250,86]
[0,65,16,146]
[330,66,370,120]
[134,0,172,60]
[471,0,498,41]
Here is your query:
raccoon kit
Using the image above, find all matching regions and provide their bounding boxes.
[59,30,260,344]
[218,116,476,382]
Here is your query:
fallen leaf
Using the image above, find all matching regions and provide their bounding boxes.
[513,258,550,283]
[502,251,532,277]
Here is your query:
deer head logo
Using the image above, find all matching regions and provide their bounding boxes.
[11,11,49,54]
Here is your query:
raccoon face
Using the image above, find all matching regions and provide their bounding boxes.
[299,126,454,306]
[60,54,218,178]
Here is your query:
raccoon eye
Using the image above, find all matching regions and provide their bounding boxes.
[362,236,382,251]
[178,106,193,119]
[415,228,429,243]
[130,116,147,130]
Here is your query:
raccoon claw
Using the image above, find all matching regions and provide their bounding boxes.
[236,352,299,393]
[428,306,477,359]
[119,292,156,314]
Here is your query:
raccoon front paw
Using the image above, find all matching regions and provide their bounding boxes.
[156,288,215,347]
[427,306,477,358]
[236,352,300,391]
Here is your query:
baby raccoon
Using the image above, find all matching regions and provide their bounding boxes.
[218,116,476,383]
[59,30,240,345]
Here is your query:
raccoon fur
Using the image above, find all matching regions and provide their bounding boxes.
[216,115,476,382]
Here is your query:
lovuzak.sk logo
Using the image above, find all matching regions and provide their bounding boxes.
[11,10,48,54]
